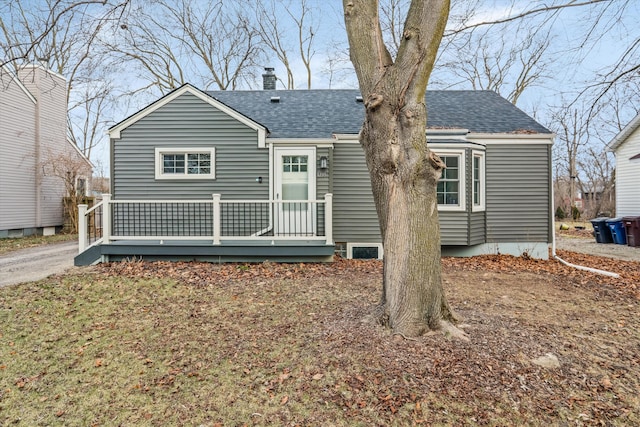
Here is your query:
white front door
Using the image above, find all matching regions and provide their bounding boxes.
[274,147,316,236]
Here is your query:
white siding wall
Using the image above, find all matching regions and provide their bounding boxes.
[18,66,68,227]
[0,69,38,230]
[615,126,640,217]
[0,66,69,232]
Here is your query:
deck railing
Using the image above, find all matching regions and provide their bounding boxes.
[78,193,333,253]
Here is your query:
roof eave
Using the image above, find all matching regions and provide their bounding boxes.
[607,112,640,152]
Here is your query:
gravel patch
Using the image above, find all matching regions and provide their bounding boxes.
[555,234,640,262]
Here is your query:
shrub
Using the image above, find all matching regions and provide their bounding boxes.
[572,206,581,220]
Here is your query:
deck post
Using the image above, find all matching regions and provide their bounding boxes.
[324,193,333,245]
[102,194,111,245]
[213,194,221,245]
[78,204,88,253]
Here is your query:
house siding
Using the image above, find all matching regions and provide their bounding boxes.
[316,147,330,199]
[469,211,486,245]
[332,143,381,242]
[614,126,640,217]
[112,92,269,201]
[18,67,68,227]
[1,66,68,232]
[331,142,477,245]
[0,70,38,231]
[485,143,551,243]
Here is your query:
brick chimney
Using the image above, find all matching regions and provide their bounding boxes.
[262,67,276,90]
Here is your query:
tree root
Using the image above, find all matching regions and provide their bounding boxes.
[438,320,470,342]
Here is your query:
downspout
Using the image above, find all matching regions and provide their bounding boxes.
[550,172,619,278]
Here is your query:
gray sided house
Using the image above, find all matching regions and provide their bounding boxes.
[75,82,553,265]
[1,64,92,238]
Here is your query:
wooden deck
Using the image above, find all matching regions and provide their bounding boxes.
[76,194,335,265]
[74,239,335,266]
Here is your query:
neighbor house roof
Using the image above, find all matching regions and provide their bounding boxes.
[607,111,640,152]
[209,89,552,139]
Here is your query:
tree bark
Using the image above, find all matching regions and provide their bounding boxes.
[343,0,463,338]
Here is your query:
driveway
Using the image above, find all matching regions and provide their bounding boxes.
[0,241,78,287]
[555,234,640,262]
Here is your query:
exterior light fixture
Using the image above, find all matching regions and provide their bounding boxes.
[319,156,329,170]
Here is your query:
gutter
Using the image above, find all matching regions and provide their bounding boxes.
[550,180,619,278]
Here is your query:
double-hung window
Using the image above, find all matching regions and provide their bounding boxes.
[435,149,465,211]
[155,147,215,180]
[472,151,486,211]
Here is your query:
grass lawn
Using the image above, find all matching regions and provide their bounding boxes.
[1,256,639,426]
[0,234,77,256]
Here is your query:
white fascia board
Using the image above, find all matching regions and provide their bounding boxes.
[267,138,335,148]
[429,141,485,150]
[333,133,360,142]
[1,64,37,104]
[468,133,555,145]
[607,112,640,152]
[108,84,267,147]
[426,128,469,137]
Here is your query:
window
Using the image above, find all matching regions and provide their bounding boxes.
[155,147,215,180]
[347,242,384,260]
[435,150,465,211]
[472,151,485,211]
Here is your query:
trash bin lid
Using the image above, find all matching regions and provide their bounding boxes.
[605,217,622,223]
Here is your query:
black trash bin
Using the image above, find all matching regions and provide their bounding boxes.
[590,217,613,243]
[622,216,640,247]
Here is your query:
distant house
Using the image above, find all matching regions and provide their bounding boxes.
[607,112,640,217]
[75,74,554,265]
[0,64,92,238]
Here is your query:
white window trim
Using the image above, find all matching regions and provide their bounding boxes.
[433,149,466,212]
[155,147,216,180]
[347,242,384,260]
[472,150,486,212]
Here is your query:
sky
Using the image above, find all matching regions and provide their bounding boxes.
[5,0,637,174]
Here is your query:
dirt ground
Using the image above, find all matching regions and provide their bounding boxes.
[86,252,640,425]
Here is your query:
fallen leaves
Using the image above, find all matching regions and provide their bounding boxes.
[97,250,640,301]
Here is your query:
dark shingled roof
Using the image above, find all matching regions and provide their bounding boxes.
[208,89,551,139]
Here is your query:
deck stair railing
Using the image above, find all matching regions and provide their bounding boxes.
[78,199,104,252]
[79,193,333,252]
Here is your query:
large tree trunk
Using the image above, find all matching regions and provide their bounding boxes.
[344,0,463,338]
[362,82,457,337]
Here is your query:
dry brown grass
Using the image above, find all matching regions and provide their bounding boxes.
[0,256,638,426]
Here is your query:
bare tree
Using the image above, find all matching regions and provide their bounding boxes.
[1,0,127,160]
[252,0,318,89]
[577,146,615,218]
[438,22,552,105]
[343,0,467,339]
[40,146,93,233]
[107,0,261,93]
[549,102,594,219]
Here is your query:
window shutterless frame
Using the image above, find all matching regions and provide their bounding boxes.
[472,150,486,212]
[433,149,466,212]
[154,147,216,180]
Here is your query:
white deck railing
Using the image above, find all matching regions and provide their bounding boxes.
[78,193,333,253]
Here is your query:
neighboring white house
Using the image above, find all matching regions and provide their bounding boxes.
[0,64,92,238]
[607,112,640,217]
